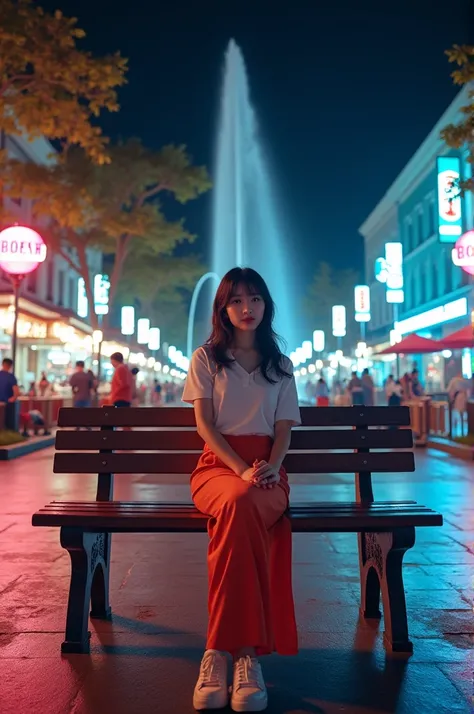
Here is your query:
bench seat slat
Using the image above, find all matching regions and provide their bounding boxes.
[55,428,414,452]
[57,406,411,429]
[38,506,430,516]
[31,500,443,531]
[53,451,415,475]
[41,499,418,509]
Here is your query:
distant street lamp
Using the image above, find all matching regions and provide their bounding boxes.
[121,306,135,336]
[148,327,160,351]
[137,318,150,345]
[0,226,47,371]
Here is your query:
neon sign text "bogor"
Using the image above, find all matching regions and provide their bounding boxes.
[451,230,474,276]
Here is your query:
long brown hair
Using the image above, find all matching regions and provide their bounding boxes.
[206,267,291,384]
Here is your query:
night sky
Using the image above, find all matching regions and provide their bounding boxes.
[42,0,473,300]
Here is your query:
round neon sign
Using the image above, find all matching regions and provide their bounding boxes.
[452,230,474,276]
[0,226,47,275]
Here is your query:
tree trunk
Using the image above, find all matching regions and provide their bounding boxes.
[77,245,99,332]
[102,235,130,329]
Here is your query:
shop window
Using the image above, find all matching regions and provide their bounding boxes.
[432,262,438,300]
[416,209,424,246]
[410,274,417,309]
[428,200,435,236]
[68,277,75,310]
[46,261,54,301]
[461,269,471,286]
[58,270,65,306]
[419,271,426,304]
[405,219,413,254]
[445,252,453,293]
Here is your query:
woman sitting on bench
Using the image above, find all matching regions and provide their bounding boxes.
[182,267,301,713]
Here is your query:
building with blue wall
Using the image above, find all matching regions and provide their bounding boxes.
[359,86,473,389]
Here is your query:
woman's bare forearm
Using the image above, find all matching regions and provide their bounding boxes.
[197,422,249,476]
[269,421,292,470]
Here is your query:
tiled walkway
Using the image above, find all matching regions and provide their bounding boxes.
[0,446,472,713]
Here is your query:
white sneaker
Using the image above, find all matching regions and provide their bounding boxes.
[193,649,229,710]
[230,656,268,712]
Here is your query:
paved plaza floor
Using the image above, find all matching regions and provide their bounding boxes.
[0,446,472,714]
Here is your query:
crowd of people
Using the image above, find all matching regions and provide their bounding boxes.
[0,352,185,436]
[68,353,183,409]
[305,368,377,407]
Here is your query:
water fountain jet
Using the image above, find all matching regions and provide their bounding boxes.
[187,40,297,356]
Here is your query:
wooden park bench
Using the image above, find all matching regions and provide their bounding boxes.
[32,406,443,656]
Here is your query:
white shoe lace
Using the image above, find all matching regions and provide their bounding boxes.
[198,651,226,689]
[234,656,264,691]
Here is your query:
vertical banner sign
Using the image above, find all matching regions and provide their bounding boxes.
[77,278,88,319]
[385,242,404,304]
[148,327,161,350]
[437,156,462,243]
[94,274,110,315]
[137,318,150,344]
[354,285,371,322]
[121,306,135,335]
[332,305,346,337]
[313,330,325,352]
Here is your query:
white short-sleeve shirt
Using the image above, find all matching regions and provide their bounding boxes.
[182,346,301,437]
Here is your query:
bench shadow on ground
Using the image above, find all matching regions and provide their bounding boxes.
[70,616,410,713]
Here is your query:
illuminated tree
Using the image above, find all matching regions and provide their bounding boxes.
[441,44,474,194]
[0,141,211,329]
[0,0,127,163]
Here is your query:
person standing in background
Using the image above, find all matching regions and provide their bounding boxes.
[87,369,98,405]
[348,371,364,406]
[400,373,412,401]
[385,375,403,406]
[315,376,330,406]
[38,372,49,396]
[0,358,20,431]
[109,352,133,408]
[361,368,375,406]
[130,367,140,406]
[153,379,162,405]
[447,371,470,436]
[411,368,424,398]
[70,361,93,409]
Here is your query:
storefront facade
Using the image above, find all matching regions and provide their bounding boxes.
[0,293,93,388]
[359,86,474,392]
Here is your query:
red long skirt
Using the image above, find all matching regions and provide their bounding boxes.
[190,434,298,656]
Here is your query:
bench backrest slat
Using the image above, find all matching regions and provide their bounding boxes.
[56,406,411,428]
[53,450,415,475]
[55,428,413,452]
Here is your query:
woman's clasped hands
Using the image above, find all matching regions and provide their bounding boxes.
[240,460,280,489]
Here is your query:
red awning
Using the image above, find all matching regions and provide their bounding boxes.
[437,325,474,350]
[377,333,442,355]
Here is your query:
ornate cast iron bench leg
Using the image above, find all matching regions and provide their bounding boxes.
[90,532,112,622]
[358,532,382,620]
[60,528,111,654]
[359,528,415,654]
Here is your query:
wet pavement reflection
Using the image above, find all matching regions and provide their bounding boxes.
[0,447,472,713]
